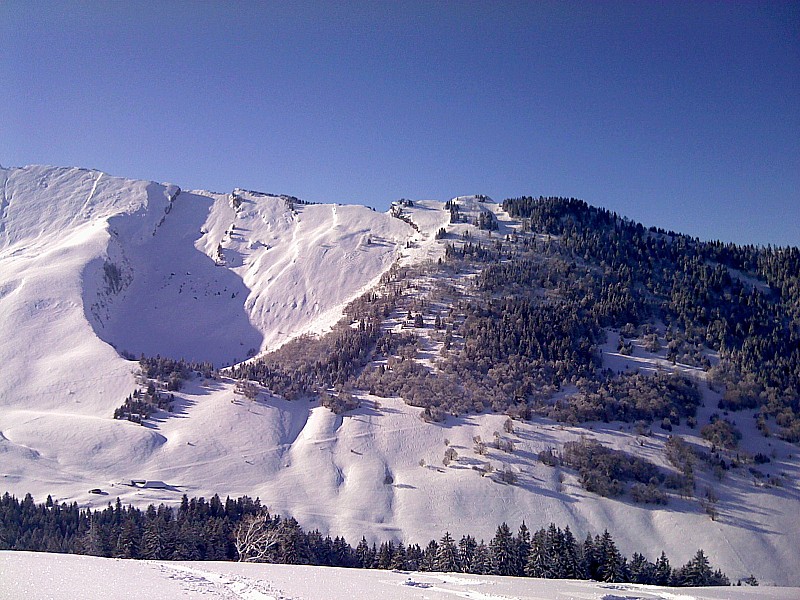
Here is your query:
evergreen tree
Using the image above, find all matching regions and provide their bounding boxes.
[546,524,565,578]
[355,536,374,568]
[629,552,656,584]
[489,522,517,576]
[581,532,599,580]
[406,544,424,571]
[524,529,550,578]
[677,549,713,586]
[561,526,582,579]
[83,516,109,557]
[514,522,531,577]
[173,521,200,560]
[422,540,438,571]
[390,541,407,570]
[597,530,626,582]
[654,551,672,586]
[114,519,140,559]
[434,532,459,572]
[377,540,394,569]
[140,518,166,560]
[473,541,492,575]
[458,535,478,573]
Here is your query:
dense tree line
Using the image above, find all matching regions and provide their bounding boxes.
[113,385,174,424]
[137,355,215,390]
[546,371,701,425]
[0,491,731,586]
[230,322,381,400]
[230,284,401,399]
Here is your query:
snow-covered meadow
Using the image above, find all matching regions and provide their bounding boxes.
[1,551,795,600]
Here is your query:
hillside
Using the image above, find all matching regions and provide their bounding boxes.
[0,165,798,585]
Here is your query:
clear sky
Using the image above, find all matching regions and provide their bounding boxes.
[2,1,798,247]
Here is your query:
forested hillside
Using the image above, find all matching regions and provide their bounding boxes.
[237,196,800,443]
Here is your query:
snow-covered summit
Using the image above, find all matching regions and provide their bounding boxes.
[1,164,419,368]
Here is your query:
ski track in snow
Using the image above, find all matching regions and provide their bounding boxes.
[157,563,290,600]
[397,575,704,600]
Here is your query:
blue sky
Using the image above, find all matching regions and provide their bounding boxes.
[2,1,798,246]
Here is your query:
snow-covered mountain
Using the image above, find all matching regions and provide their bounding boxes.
[1,165,798,586]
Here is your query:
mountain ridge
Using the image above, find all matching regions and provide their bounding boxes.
[1,164,798,585]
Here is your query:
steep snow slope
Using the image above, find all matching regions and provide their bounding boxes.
[1,164,413,374]
[0,164,411,531]
[1,166,798,586]
[86,188,413,364]
[2,552,797,600]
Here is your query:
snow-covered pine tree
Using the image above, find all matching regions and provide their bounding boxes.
[524,529,551,578]
[514,522,531,577]
[489,522,517,576]
[434,532,460,572]
[390,541,407,570]
[654,550,672,586]
[458,535,478,573]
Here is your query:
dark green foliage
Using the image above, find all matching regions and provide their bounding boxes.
[476,210,498,231]
[674,549,731,586]
[221,194,800,433]
[629,482,669,505]
[231,323,380,400]
[434,531,459,572]
[501,196,800,439]
[139,355,213,387]
[231,288,397,400]
[113,353,210,423]
[0,491,729,586]
[551,438,665,499]
[102,260,124,294]
[546,371,701,424]
[319,389,360,414]
[489,522,517,576]
[701,416,742,450]
[113,387,173,424]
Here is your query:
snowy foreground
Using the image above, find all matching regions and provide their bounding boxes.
[1,552,795,600]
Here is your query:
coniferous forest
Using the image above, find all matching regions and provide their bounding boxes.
[0,491,734,586]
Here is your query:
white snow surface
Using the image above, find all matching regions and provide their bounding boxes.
[1,552,796,600]
[1,166,799,586]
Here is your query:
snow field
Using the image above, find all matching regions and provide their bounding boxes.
[1,551,797,600]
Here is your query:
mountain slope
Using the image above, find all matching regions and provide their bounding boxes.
[1,165,798,585]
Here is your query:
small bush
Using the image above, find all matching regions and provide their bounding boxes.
[630,483,668,505]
